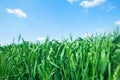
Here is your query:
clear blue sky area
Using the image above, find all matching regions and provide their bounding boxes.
[0,0,120,45]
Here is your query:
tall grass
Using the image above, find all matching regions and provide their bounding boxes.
[0,29,120,80]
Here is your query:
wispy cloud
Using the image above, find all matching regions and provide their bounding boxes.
[67,0,79,4]
[106,5,115,12]
[6,8,27,18]
[36,36,45,41]
[80,0,106,8]
[81,33,91,38]
[115,20,120,26]
[95,28,106,33]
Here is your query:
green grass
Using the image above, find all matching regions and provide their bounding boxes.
[0,28,120,80]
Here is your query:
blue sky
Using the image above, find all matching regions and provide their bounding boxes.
[0,0,120,45]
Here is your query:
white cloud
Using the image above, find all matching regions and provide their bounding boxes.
[80,0,106,8]
[36,36,45,41]
[95,28,105,33]
[106,6,115,12]
[6,8,27,18]
[67,0,79,4]
[115,20,120,26]
[81,33,91,38]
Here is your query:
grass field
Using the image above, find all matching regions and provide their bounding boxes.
[0,28,120,80]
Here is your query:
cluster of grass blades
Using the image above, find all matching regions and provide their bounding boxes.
[0,28,120,80]
[113,64,120,80]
